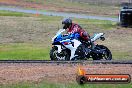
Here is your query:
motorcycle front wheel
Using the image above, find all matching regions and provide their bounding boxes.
[50,46,70,60]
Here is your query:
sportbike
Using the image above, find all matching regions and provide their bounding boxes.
[50,29,112,60]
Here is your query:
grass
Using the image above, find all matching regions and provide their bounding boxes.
[0,10,32,17]
[0,43,50,60]
[112,52,132,60]
[0,81,131,88]
[73,18,116,31]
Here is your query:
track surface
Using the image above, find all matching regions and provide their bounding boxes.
[0,7,118,22]
[0,60,132,64]
[0,60,131,85]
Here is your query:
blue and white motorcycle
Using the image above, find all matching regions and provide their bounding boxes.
[50,29,112,60]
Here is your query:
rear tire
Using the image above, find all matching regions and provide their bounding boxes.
[92,45,112,60]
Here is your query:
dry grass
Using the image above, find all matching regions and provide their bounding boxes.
[65,0,130,5]
[0,16,60,45]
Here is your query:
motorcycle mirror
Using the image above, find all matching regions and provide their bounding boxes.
[100,37,105,41]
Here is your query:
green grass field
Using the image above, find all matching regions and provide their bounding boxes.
[0,81,131,88]
[0,43,50,60]
[0,10,32,17]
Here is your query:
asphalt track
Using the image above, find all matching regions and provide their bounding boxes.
[0,60,132,64]
[0,7,118,22]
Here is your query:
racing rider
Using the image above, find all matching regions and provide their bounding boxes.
[62,18,91,60]
[62,18,90,44]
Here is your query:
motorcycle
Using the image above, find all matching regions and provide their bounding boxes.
[50,29,112,60]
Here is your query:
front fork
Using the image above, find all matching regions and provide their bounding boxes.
[55,45,62,53]
[55,45,76,60]
[70,49,77,60]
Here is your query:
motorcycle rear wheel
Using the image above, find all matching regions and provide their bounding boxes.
[92,45,112,60]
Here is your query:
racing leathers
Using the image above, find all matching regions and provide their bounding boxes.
[66,23,90,43]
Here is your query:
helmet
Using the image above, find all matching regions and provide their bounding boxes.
[62,18,72,29]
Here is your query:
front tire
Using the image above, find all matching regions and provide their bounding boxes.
[50,46,70,60]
